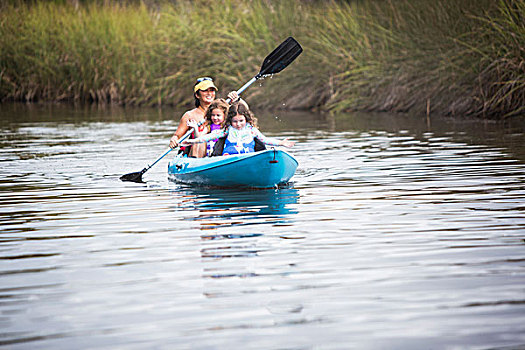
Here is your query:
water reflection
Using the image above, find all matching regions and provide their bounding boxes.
[2,104,525,349]
[170,186,299,280]
[174,186,299,231]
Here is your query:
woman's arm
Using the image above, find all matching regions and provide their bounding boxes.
[169,113,191,148]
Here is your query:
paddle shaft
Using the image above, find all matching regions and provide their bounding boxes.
[236,77,257,96]
[227,37,302,103]
[144,148,173,172]
[147,125,198,170]
[225,77,256,104]
[120,125,198,182]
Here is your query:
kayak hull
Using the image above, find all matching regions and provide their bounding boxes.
[168,149,298,189]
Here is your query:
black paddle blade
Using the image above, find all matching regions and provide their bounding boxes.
[258,37,303,78]
[120,169,146,183]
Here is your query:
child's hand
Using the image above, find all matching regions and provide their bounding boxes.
[180,139,193,146]
[181,138,201,146]
[280,138,295,148]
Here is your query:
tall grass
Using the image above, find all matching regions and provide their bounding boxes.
[465,0,525,118]
[0,0,523,119]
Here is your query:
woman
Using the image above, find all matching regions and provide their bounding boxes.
[168,77,242,158]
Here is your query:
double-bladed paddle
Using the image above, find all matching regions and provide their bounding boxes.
[120,36,302,183]
[232,36,303,99]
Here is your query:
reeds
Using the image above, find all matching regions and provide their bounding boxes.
[0,0,523,119]
[463,0,525,118]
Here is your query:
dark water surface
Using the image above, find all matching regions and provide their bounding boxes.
[1,104,524,349]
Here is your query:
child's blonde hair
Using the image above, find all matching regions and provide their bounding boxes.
[204,99,229,131]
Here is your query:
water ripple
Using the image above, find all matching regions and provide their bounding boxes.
[1,107,524,349]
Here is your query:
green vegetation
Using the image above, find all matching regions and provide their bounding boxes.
[0,0,523,119]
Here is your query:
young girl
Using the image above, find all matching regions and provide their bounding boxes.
[184,102,295,155]
[188,99,229,156]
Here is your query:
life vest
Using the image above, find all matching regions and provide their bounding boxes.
[223,138,255,155]
[211,136,266,156]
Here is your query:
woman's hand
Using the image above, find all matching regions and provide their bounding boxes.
[227,91,250,109]
[227,91,240,103]
[169,135,179,149]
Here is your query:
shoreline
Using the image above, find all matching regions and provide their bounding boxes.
[0,0,523,119]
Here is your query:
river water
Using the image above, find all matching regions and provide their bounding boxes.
[1,104,524,349]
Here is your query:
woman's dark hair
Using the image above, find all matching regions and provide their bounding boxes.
[225,102,258,128]
[194,93,200,108]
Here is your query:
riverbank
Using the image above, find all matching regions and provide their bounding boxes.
[0,0,523,119]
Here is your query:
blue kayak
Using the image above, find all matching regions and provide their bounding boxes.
[168,149,298,189]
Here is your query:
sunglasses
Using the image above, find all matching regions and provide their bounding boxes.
[196,77,213,83]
